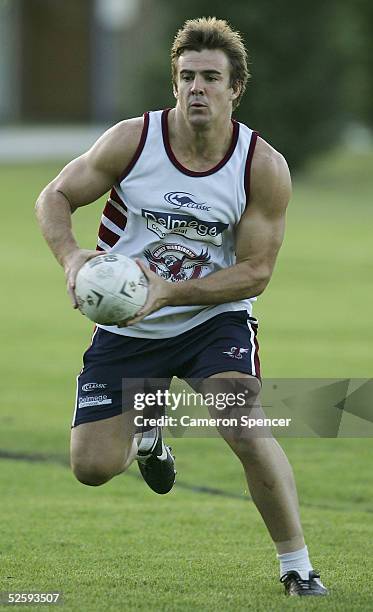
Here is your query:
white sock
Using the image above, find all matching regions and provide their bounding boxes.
[137,427,158,453]
[277,545,313,580]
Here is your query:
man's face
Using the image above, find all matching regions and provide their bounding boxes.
[173,48,238,126]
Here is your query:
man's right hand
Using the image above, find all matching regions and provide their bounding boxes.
[63,249,104,309]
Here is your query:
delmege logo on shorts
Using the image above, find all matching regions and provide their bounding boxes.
[142,209,228,246]
[78,394,112,408]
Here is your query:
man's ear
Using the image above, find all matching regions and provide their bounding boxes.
[231,81,241,101]
[173,82,178,99]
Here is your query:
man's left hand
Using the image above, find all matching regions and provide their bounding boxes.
[118,259,172,327]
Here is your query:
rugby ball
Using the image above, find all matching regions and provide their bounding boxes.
[75,253,148,325]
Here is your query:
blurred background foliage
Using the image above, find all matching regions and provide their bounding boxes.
[144,0,373,170]
[0,0,372,170]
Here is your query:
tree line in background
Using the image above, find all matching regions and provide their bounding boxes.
[139,0,373,170]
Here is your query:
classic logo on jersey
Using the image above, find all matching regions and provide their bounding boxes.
[142,209,228,246]
[144,243,211,282]
[223,347,250,359]
[164,192,211,211]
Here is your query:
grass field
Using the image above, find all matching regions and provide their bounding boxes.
[0,149,372,611]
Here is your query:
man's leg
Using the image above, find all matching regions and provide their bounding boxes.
[200,372,327,595]
[179,311,327,595]
[70,411,138,486]
[71,402,175,493]
[205,372,305,553]
[71,325,175,492]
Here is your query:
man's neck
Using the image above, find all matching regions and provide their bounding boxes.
[168,107,233,168]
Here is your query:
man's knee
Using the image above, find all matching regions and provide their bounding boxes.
[70,415,136,486]
[227,434,273,463]
[71,457,124,486]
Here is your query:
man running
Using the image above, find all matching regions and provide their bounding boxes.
[35,17,327,597]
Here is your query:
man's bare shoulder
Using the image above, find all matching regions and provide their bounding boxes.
[249,136,291,213]
[252,136,291,187]
[88,115,146,180]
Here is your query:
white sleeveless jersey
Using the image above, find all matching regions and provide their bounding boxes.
[97,109,258,338]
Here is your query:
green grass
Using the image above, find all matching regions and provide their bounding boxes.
[0,149,372,610]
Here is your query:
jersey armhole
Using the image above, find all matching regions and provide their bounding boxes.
[118,112,150,182]
[244,130,259,207]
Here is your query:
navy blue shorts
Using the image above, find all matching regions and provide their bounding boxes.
[72,311,260,427]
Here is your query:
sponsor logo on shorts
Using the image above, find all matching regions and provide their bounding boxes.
[82,382,107,392]
[78,395,112,408]
[223,347,250,359]
[144,243,211,282]
[142,209,228,246]
[164,191,211,211]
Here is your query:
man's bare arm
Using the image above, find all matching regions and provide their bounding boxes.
[35,118,144,304]
[125,138,291,324]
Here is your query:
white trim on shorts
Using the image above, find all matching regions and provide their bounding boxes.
[246,318,257,377]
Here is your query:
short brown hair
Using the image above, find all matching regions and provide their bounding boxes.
[171,17,250,110]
